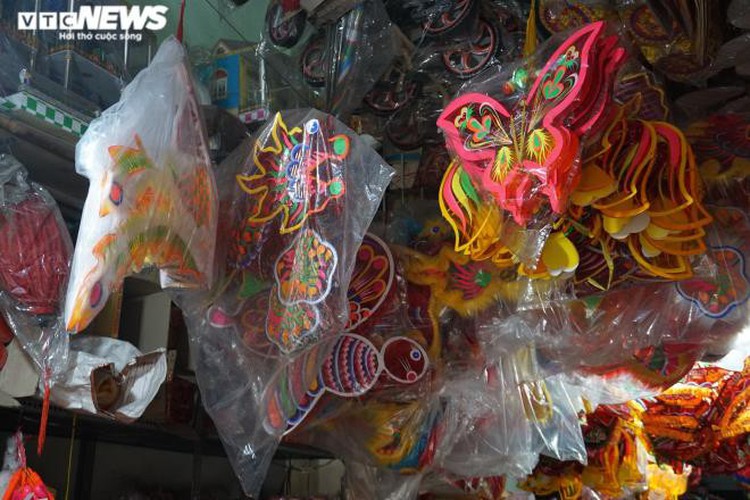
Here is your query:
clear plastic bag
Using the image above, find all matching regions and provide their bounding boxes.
[434,346,586,479]
[259,0,397,120]
[325,0,399,119]
[437,20,714,291]
[616,0,721,85]
[343,461,422,500]
[479,186,750,404]
[281,261,437,472]
[412,0,525,85]
[0,155,71,378]
[536,0,616,36]
[175,108,393,497]
[520,402,649,499]
[437,21,628,267]
[64,37,217,333]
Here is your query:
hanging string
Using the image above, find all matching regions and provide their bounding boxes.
[15,431,25,469]
[64,414,77,500]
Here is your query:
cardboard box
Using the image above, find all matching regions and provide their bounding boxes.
[142,374,197,425]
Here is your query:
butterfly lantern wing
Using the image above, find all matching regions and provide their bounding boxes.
[438,21,626,228]
[439,159,509,261]
[346,233,397,333]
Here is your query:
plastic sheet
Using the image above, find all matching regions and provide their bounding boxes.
[352,176,746,489]
[64,37,217,333]
[536,0,616,36]
[538,0,723,84]
[268,234,435,438]
[287,240,592,483]
[519,404,650,499]
[436,21,714,296]
[175,108,393,497]
[472,184,748,408]
[326,1,399,119]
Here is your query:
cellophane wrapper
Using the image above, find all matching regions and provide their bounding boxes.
[436,22,628,268]
[0,155,71,378]
[174,108,393,497]
[64,36,217,334]
[259,0,397,120]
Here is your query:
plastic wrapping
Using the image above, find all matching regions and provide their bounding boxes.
[342,174,746,490]
[519,404,650,499]
[363,60,419,117]
[9,6,739,497]
[0,432,54,499]
[537,0,616,36]
[64,37,217,333]
[259,0,397,120]
[364,0,525,190]
[580,405,648,497]
[288,237,591,483]
[391,0,523,83]
[0,155,71,378]
[385,0,481,49]
[687,113,750,185]
[434,348,586,479]
[0,157,71,316]
[267,233,435,436]
[176,108,393,497]
[50,336,166,422]
[437,21,714,296]
[276,247,438,471]
[343,461,422,500]
[537,0,724,84]
[615,0,720,84]
[373,0,525,175]
[641,358,750,475]
[326,1,399,119]
[437,21,627,266]
[266,1,309,50]
[465,184,747,413]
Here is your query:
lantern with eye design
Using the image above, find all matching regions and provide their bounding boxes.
[265,333,430,435]
[382,336,429,384]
